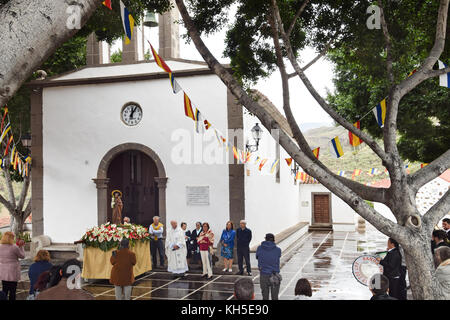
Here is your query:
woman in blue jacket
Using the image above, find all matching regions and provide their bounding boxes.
[220,221,236,273]
[28,250,53,299]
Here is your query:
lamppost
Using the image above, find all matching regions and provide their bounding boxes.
[21,133,31,151]
[245,123,262,153]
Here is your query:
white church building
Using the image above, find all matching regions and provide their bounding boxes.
[27,7,358,250]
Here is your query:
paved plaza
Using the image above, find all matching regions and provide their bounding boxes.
[7,224,395,300]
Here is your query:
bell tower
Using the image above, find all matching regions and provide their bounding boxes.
[158,0,180,59]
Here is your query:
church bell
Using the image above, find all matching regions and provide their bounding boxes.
[143,12,158,28]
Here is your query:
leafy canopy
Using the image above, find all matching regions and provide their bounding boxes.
[185,0,449,162]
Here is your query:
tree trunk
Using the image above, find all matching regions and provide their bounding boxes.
[10,213,24,236]
[0,0,101,106]
[402,232,445,300]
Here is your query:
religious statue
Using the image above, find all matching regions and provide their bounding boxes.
[111,190,123,225]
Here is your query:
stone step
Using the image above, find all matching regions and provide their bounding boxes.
[41,243,79,261]
[308,224,333,232]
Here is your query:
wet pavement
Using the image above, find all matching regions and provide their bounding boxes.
[6,224,392,300]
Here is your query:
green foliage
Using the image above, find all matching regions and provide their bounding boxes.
[326,0,450,162]
[80,0,172,44]
[186,0,308,85]
[16,232,31,243]
[110,49,123,63]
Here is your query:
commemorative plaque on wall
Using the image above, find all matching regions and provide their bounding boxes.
[186,186,210,206]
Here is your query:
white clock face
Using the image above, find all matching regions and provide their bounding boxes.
[121,104,143,126]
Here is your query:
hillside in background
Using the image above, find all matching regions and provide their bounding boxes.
[303,125,423,184]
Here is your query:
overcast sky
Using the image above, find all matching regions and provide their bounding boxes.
[112,10,335,127]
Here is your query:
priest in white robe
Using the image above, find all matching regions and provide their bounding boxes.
[165,220,189,277]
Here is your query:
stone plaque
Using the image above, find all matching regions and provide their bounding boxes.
[186,186,210,206]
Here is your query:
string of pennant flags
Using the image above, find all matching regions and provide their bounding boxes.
[0,106,32,177]
[112,1,447,182]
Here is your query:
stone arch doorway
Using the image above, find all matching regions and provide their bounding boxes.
[93,143,168,229]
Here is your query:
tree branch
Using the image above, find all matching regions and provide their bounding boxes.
[423,66,450,80]
[397,0,449,99]
[271,1,391,165]
[17,173,30,212]
[2,159,16,208]
[175,0,403,239]
[0,192,14,213]
[269,0,388,205]
[268,1,317,162]
[423,188,450,235]
[286,0,311,37]
[377,0,395,85]
[24,199,32,219]
[409,149,450,193]
[287,43,331,78]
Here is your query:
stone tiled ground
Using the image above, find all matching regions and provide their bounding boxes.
[4,224,401,300]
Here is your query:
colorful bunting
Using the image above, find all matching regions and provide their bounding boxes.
[183,93,195,120]
[373,99,387,128]
[1,106,7,132]
[102,0,112,10]
[194,108,205,134]
[312,147,320,159]
[329,136,344,158]
[348,121,362,147]
[204,119,212,130]
[407,69,417,77]
[232,146,239,162]
[259,159,268,171]
[438,60,450,88]
[338,170,345,177]
[270,159,279,174]
[0,123,11,144]
[285,158,293,166]
[119,1,135,45]
[3,136,13,157]
[169,73,182,94]
[149,43,172,73]
[420,163,429,168]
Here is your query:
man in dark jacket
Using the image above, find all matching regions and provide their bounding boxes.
[432,230,449,254]
[256,233,281,300]
[190,222,202,265]
[379,238,402,299]
[369,273,397,300]
[236,220,252,276]
[442,218,450,238]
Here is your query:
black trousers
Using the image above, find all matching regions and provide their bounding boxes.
[388,277,401,300]
[2,281,17,301]
[398,266,407,300]
[237,246,251,273]
[150,239,165,267]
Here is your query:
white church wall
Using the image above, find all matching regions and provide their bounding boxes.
[299,184,357,232]
[42,72,230,243]
[243,114,301,248]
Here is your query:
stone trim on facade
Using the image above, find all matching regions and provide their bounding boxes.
[95,143,168,230]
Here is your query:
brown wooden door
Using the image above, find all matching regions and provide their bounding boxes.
[107,150,158,227]
[313,194,331,224]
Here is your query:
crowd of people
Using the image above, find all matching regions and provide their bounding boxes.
[0,217,448,300]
